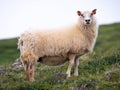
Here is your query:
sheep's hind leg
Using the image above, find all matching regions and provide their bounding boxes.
[21,52,37,82]
[66,54,75,77]
[74,58,79,76]
[25,61,35,82]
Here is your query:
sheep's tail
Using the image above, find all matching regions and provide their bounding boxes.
[17,31,32,49]
[17,38,23,49]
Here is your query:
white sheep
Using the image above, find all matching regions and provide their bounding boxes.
[18,9,98,82]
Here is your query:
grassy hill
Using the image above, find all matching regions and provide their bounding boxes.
[0,23,120,90]
[0,38,19,64]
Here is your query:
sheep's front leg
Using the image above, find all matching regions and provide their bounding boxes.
[74,58,79,76]
[66,54,75,77]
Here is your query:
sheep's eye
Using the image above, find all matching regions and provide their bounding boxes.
[81,14,84,18]
[90,14,93,17]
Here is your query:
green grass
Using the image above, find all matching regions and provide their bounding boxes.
[0,23,120,90]
[95,23,120,53]
[0,38,19,65]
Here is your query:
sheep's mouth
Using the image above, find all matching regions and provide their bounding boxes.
[86,22,90,25]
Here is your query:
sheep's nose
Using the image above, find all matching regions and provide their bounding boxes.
[85,19,90,22]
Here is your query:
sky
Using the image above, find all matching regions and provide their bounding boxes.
[0,0,120,39]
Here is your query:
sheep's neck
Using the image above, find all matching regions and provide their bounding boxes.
[77,23,97,52]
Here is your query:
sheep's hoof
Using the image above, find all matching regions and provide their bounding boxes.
[74,73,78,77]
[66,74,71,78]
[29,78,35,82]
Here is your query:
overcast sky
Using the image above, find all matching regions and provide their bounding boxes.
[0,0,120,39]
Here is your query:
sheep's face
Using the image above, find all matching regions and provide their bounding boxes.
[77,9,97,25]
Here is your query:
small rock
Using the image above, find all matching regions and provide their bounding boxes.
[11,58,23,69]
[104,69,120,82]
[0,66,5,73]
[50,72,67,83]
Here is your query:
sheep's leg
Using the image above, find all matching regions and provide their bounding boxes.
[74,58,79,76]
[66,54,75,77]
[21,53,37,82]
[20,56,26,71]
[25,62,35,82]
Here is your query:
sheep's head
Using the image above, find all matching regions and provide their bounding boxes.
[77,9,97,25]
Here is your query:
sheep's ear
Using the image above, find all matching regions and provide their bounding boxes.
[77,11,82,16]
[91,9,97,15]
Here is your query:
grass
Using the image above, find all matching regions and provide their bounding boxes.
[0,23,120,90]
[0,38,19,65]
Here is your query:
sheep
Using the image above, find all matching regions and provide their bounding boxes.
[18,9,98,82]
